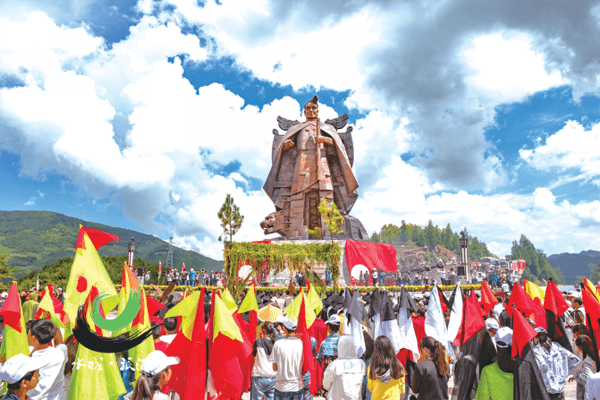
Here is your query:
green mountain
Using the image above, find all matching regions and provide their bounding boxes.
[511,234,563,284]
[0,210,222,278]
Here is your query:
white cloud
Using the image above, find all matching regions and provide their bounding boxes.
[3,2,600,262]
[24,197,36,206]
[520,120,600,185]
[461,32,564,104]
[37,190,44,198]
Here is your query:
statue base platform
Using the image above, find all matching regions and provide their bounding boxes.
[262,238,354,288]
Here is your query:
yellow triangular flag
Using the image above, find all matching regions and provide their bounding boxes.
[213,295,243,343]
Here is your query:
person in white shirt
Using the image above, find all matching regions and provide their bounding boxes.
[252,322,278,400]
[492,296,505,319]
[272,316,304,400]
[27,319,68,400]
[322,335,366,400]
[501,281,510,294]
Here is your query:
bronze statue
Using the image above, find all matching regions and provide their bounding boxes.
[261,96,368,240]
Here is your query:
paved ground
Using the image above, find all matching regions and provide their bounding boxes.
[241,374,578,399]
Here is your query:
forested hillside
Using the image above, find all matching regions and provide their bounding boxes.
[511,234,563,283]
[0,210,221,277]
[371,220,496,261]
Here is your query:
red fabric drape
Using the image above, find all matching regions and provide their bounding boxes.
[345,240,398,284]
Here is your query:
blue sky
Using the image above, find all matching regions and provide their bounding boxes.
[1,0,600,260]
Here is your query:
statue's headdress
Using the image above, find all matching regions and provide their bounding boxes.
[304,95,318,109]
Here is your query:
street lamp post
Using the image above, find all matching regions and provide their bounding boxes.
[459,229,469,283]
[127,238,135,266]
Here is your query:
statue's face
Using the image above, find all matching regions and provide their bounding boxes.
[304,103,318,120]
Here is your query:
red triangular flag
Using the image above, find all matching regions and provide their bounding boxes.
[75,226,119,250]
[508,282,546,329]
[452,290,485,346]
[165,287,206,399]
[544,280,569,321]
[512,308,538,358]
[297,296,317,395]
[35,286,65,320]
[479,281,498,314]
[0,282,23,332]
[146,297,167,317]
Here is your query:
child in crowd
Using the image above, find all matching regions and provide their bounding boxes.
[125,350,180,400]
[0,354,50,400]
[367,336,405,400]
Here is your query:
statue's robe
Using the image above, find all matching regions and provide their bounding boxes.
[263,120,359,221]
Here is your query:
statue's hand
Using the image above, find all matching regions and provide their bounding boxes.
[283,139,294,150]
[315,136,333,145]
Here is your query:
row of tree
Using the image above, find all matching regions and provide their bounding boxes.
[370,220,496,261]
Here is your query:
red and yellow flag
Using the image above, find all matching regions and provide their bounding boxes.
[0,282,29,359]
[64,226,119,324]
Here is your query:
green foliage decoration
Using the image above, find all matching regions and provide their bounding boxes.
[223,241,342,300]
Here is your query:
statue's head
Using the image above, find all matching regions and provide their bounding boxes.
[303,95,318,121]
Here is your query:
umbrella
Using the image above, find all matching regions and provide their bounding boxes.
[258,304,283,322]
[351,264,369,280]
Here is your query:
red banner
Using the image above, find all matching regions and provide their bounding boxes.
[345,239,398,284]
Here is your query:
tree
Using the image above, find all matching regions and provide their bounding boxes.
[0,254,16,289]
[380,224,401,245]
[511,234,561,284]
[370,232,380,242]
[217,194,244,245]
[424,220,441,248]
[306,197,346,244]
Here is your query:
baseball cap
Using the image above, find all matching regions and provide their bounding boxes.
[140,351,180,376]
[423,292,431,298]
[1,292,8,299]
[535,327,547,334]
[0,354,50,384]
[325,315,341,326]
[494,327,513,348]
[413,293,424,300]
[485,318,499,331]
[276,315,297,331]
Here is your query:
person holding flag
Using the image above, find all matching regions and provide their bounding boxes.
[27,319,67,400]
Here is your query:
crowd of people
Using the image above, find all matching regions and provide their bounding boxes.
[3,275,600,400]
[133,267,227,288]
